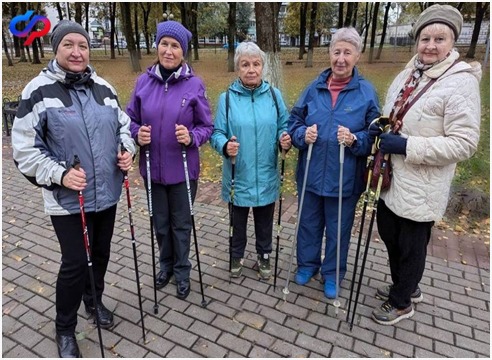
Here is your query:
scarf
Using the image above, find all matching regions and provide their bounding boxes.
[389,54,449,133]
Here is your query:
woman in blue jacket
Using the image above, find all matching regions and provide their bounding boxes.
[211,42,291,280]
[288,27,380,298]
[127,21,213,300]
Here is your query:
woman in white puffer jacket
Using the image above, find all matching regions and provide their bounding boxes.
[369,4,481,326]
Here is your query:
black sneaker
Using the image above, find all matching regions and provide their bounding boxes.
[176,279,190,300]
[155,271,173,289]
[257,254,272,280]
[376,284,423,303]
[372,300,414,325]
[85,302,114,329]
[230,258,243,278]
[56,333,82,358]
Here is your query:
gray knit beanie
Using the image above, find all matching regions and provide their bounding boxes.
[410,4,463,41]
[50,20,90,54]
[155,21,192,56]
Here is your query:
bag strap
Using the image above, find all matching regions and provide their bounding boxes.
[400,60,459,120]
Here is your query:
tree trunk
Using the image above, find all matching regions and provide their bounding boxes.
[85,3,89,32]
[120,2,141,72]
[35,3,44,59]
[3,31,13,66]
[227,2,236,72]
[255,3,282,89]
[466,2,489,58]
[298,2,308,60]
[36,38,44,58]
[134,3,141,59]
[18,2,27,62]
[344,2,354,27]
[191,3,199,61]
[74,3,82,24]
[362,3,372,53]
[306,2,317,68]
[352,3,359,28]
[110,3,116,59]
[56,2,64,20]
[337,2,343,29]
[376,2,392,60]
[368,2,380,63]
[11,2,20,58]
[179,3,193,63]
[140,3,152,55]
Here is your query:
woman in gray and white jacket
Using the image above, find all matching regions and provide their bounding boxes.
[11,20,135,358]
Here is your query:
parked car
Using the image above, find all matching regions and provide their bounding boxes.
[116,39,127,49]
[223,42,239,49]
[139,41,147,49]
[90,39,101,48]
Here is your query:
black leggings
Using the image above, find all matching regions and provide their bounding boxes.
[230,202,275,258]
[51,205,116,335]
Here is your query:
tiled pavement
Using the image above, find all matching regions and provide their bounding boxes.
[2,136,490,358]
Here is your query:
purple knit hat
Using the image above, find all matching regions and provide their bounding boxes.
[155,21,192,56]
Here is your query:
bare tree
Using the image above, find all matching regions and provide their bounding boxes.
[3,30,13,66]
[344,2,355,27]
[368,2,380,63]
[134,3,141,59]
[120,2,141,72]
[337,2,343,29]
[227,2,236,72]
[179,3,193,63]
[255,2,282,88]
[466,2,489,59]
[84,2,89,32]
[376,2,392,60]
[361,3,373,53]
[298,2,308,60]
[306,2,318,68]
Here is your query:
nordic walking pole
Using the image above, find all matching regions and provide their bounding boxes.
[228,137,236,282]
[283,141,313,301]
[73,155,105,358]
[333,141,344,315]
[120,144,146,342]
[346,140,377,323]
[274,148,286,291]
[144,144,159,314]
[350,152,390,330]
[181,144,208,307]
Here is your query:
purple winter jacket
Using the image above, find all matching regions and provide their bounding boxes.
[127,63,213,185]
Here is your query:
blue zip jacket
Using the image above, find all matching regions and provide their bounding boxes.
[288,67,380,196]
[210,79,289,207]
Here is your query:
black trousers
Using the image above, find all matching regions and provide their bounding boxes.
[51,205,117,335]
[377,200,434,309]
[230,202,275,258]
[150,181,196,282]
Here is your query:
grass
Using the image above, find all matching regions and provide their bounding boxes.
[3,46,489,201]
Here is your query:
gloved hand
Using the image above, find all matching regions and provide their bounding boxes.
[379,132,407,155]
[368,121,383,144]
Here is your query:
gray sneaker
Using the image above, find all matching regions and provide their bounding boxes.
[376,284,423,304]
[372,300,414,325]
[231,258,243,278]
[257,254,272,280]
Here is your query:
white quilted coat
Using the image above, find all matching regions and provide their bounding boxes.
[381,50,481,222]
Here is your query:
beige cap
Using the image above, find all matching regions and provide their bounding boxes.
[410,4,463,40]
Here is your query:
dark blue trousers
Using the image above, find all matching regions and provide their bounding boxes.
[296,190,360,281]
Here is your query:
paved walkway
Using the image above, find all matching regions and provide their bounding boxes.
[2,136,490,358]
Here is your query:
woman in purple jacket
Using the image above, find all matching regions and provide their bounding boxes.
[127,21,213,300]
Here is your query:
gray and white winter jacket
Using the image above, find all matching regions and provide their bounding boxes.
[381,50,481,222]
[12,60,135,215]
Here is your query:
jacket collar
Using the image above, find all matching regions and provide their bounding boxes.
[230,78,271,95]
[315,67,361,91]
[148,62,193,83]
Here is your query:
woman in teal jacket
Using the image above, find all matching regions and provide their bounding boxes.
[288,27,380,299]
[211,42,291,280]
